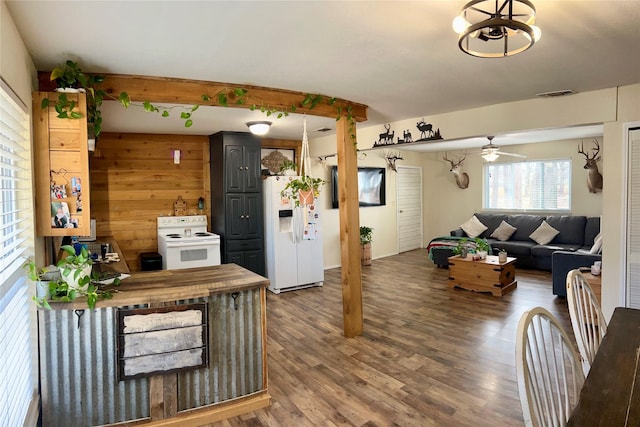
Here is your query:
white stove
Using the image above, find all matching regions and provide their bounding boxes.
[157,215,221,270]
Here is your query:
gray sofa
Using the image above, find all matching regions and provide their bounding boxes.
[445,214,601,287]
[551,250,601,297]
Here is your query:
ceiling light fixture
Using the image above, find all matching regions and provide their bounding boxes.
[452,0,541,58]
[246,121,272,136]
[482,149,500,162]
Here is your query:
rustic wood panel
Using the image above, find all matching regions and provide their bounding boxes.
[33,91,90,236]
[90,133,209,270]
[50,151,82,172]
[209,249,574,427]
[49,129,83,150]
[90,132,302,271]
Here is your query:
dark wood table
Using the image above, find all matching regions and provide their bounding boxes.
[568,307,640,426]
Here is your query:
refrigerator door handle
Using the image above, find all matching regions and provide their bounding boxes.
[293,207,302,244]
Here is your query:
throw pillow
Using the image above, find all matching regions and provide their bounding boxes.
[529,220,560,245]
[460,215,488,238]
[590,232,603,254]
[490,220,517,241]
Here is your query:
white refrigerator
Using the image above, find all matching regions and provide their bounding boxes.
[263,176,324,294]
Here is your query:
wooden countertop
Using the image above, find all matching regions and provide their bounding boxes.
[47,263,269,310]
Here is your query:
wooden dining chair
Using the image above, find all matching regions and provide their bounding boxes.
[566,269,608,375]
[516,307,586,427]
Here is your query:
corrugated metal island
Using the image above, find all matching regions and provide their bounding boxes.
[38,263,271,426]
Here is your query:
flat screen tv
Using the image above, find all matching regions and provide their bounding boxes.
[331,166,386,208]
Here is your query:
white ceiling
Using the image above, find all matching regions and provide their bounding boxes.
[6,1,640,149]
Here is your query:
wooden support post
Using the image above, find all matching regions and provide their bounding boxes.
[336,117,363,337]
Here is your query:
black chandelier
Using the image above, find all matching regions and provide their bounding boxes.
[452,0,541,58]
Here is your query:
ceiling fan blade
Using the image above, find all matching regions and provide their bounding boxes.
[496,151,527,158]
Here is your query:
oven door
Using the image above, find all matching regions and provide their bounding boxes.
[163,240,221,270]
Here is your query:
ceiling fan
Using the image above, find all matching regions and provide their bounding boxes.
[479,136,527,162]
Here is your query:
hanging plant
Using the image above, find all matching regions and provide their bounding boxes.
[280,174,325,207]
[279,117,325,207]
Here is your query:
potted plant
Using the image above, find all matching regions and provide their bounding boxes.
[279,160,297,176]
[453,237,469,258]
[280,174,325,207]
[474,237,491,259]
[24,245,120,310]
[360,226,374,266]
[42,60,107,142]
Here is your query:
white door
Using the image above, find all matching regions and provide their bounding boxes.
[397,166,423,253]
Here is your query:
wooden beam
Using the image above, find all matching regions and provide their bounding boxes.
[37,72,368,122]
[336,117,363,337]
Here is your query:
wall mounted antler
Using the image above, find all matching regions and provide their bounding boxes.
[443,153,469,189]
[383,151,404,172]
[578,139,603,193]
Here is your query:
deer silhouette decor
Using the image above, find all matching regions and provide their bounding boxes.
[444,154,469,189]
[578,139,603,193]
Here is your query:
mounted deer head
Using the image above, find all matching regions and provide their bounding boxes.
[384,150,404,172]
[578,139,603,193]
[443,153,469,189]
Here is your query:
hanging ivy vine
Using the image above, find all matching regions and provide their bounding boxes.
[43,60,358,148]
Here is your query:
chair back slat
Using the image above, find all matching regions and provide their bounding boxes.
[516,307,586,426]
[566,269,608,375]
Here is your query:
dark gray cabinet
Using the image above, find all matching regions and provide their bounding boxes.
[210,131,264,275]
[224,144,262,193]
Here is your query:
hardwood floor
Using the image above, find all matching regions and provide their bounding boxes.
[212,250,573,427]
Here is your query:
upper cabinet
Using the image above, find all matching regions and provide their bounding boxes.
[32,91,91,236]
[223,142,262,193]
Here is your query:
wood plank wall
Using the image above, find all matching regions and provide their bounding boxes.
[89,133,301,272]
[89,133,210,271]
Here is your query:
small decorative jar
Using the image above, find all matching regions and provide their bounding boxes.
[498,250,508,263]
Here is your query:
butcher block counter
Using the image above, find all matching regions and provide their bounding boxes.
[38,264,271,427]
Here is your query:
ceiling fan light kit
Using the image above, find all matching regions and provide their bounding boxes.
[453,0,541,58]
[246,121,272,136]
[482,149,500,162]
[480,136,527,162]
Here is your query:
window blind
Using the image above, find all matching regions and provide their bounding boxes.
[0,79,38,427]
[483,159,571,211]
[627,127,640,308]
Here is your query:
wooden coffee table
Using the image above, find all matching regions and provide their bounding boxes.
[447,254,517,297]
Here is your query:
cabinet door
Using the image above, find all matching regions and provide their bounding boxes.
[244,249,265,276]
[226,250,264,275]
[226,251,244,266]
[243,193,263,240]
[224,145,245,193]
[225,194,245,239]
[244,144,262,193]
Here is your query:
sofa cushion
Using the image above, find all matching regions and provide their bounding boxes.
[460,215,487,238]
[508,215,544,241]
[584,216,601,247]
[531,244,580,258]
[529,220,560,245]
[490,220,517,241]
[490,240,536,257]
[474,213,508,239]
[545,215,586,245]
